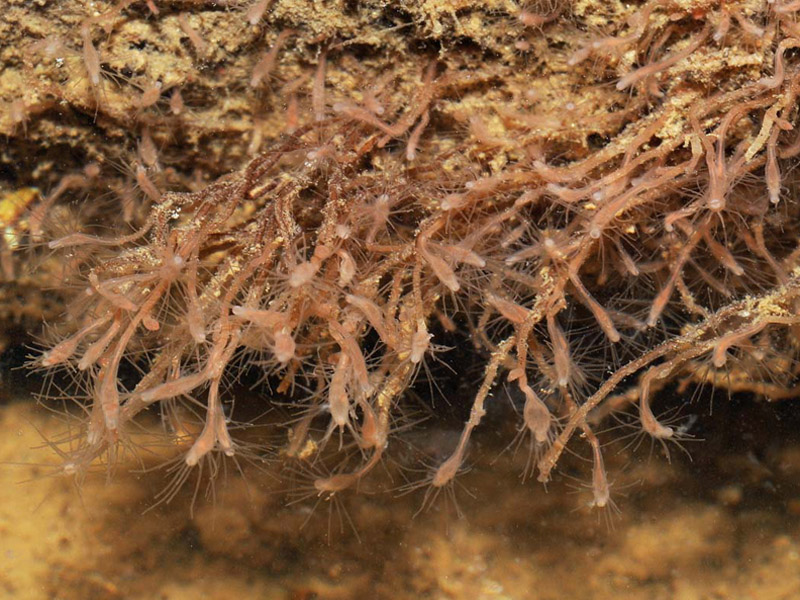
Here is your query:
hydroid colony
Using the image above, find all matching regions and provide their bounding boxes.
[3,0,800,513]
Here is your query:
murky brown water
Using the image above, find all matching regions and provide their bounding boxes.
[2,389,800,600]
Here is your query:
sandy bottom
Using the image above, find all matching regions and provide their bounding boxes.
[1,394,800,600]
